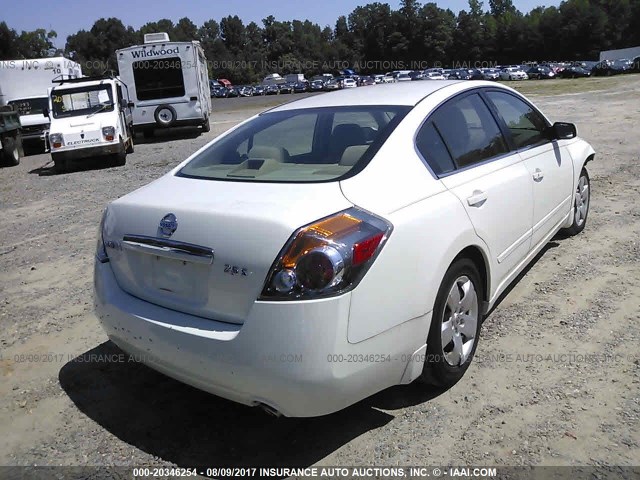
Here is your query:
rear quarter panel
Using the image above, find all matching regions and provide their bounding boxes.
[340,82,490,343]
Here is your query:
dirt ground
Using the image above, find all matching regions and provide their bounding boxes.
[0,77,638,470]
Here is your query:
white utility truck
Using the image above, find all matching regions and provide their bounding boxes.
[116,33,211,137]
[0,57,81,151]
[48,74,134,173]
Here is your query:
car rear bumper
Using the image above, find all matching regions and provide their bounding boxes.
[94,260,422,417]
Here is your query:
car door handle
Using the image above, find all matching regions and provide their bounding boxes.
[533,169,544,182]
[467,190,487,207]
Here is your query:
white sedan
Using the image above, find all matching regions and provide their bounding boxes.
[94,81,595,417]
[500,67,529,80]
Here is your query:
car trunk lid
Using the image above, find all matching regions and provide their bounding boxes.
[103,174,352,324]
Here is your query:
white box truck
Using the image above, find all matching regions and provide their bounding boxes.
[0,57,81,150]
[116,33,212,137]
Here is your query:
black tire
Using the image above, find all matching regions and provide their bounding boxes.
[419,258,484,387]
[52,153,67,173]
[2,135,21,166]
[562,168,590,236]
[113,150,126,167]
[202,117,211,133]
[154,105,176,128]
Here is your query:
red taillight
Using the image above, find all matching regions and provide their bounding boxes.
[353,232,384,266]
[105,135,114,141]
[261,208,392,300]
[52,142,62,148]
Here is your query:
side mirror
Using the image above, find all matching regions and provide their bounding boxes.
[549,122,577,140]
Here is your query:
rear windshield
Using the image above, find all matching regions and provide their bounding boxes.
[178,106,410,182]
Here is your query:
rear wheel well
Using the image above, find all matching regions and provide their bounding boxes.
[453,246,489,304]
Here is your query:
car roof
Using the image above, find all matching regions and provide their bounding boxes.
[270,80,464,110]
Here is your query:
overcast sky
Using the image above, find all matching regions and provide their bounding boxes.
[6,0,562,48]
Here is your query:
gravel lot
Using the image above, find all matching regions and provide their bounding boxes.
[0,78,639,470]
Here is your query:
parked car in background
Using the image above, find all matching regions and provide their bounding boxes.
[279,83,294,94]
[212,86,229,98]
[442,69,453,79]
[237,86,253,97]
[481,68,500,80]
[632,56,640,72]
[227,87,239,98]
[468,69,484,80]
[293,82,309,93]
[526,66,555,79]
[360,76,375,86]
[424,72,446,80]
[409,71,424,81]
[592,59,633,76]
[252,85,265,96]
[94,81,595,417]
[324,80,340,91]
[396,73,412,82]
[449,69,471,80]
[265,84,280,95]
[499,67,528,80]
[559,66,592,78]
[342,78,357,88]
[310,80,325,91]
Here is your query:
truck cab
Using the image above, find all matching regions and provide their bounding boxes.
[48,75,134,173]
[7,95,50,150]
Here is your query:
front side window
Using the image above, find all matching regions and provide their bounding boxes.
[178,106,409,182]
[132,57,185,100]
[485,91,549,150]
[431,93,508,168]
[50,85,114,118]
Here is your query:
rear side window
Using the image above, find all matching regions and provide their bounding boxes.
[431,93,508,168]
[485,91,549,150]
[415,122,455,175]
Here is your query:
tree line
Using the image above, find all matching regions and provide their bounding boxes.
[1,0,639,83]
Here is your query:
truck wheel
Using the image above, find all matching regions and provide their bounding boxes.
[202,117,211,133]
[52,154,67,173]
[112,148,126,167]
[154,105,176,128]
[2,135,20,166]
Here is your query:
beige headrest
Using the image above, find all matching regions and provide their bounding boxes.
[339,145,369,166]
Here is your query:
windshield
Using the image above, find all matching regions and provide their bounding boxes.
[51,85,114,118]
[8,97,49,116]
[178,105,410,183]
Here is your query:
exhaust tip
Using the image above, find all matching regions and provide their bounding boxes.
[258,402,282,417]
